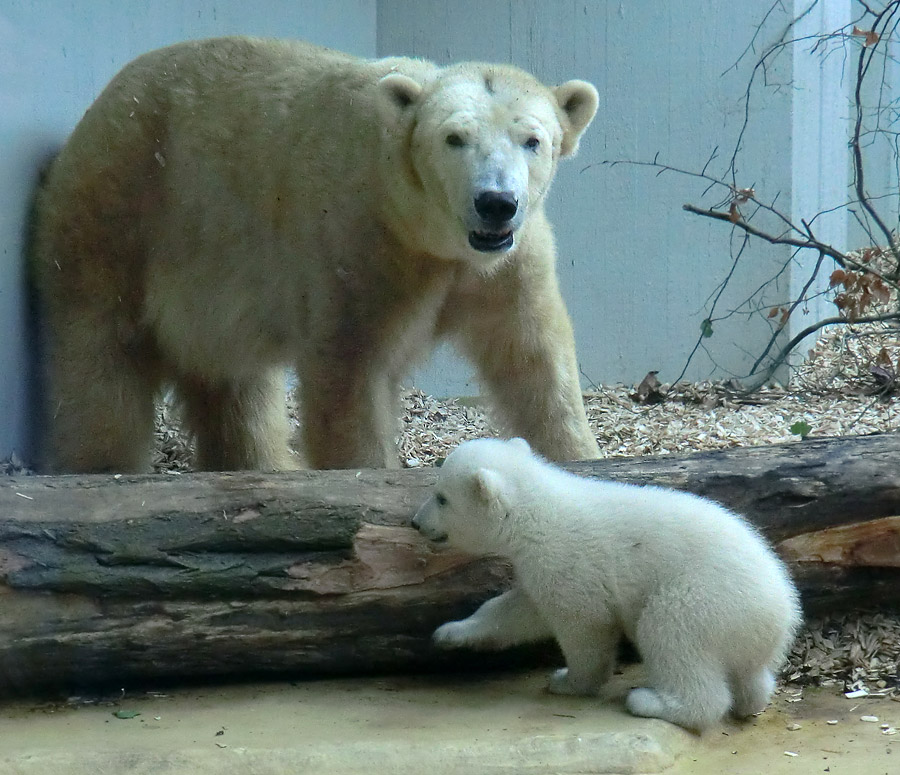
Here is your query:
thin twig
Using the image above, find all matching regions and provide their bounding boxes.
[682,204,897,288]
[748,250,828,375]
[850,2,900,272]
[739,312,900,393]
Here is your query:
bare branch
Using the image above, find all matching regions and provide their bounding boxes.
[850,2,900,271]
[682,203,898,289]
[682,204,846,263]
[739,311,900,393]
[748,250,828,376]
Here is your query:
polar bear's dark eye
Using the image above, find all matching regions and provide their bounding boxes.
[435,493,448,506]
[524,136,540,151]
[445,133,466,148]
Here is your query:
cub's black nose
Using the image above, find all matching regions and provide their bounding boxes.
[474,191,518,224]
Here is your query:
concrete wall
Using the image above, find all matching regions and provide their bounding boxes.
[0,0,375,461]
[790,0,850,353]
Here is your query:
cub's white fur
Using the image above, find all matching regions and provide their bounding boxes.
[413,437,802,731]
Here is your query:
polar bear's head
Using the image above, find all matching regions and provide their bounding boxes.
[376,64,598,265]
[412,437,534,554]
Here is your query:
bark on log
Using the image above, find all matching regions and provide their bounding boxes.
[2,433,900,696]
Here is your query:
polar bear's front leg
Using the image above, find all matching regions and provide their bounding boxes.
[298,360,400,469]
[445,242,599,463]
[546,622,621,696]
[433,587,553,650]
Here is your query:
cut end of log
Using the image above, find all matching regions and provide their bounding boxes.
[285,523,484,594]
[777,516,900,568]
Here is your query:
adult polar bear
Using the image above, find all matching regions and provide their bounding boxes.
[32,37,601,473]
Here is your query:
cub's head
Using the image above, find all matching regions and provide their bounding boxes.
[376,63,598,266]
[412,437,533,554]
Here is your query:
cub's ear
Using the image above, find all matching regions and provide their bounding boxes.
[472,467,506,507]
[376,73,423,122]
[554,80,599,157]
[508,437,531,453]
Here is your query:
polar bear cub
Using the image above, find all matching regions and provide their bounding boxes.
[412,437,801,731]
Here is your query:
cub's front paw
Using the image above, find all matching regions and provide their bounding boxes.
[547,668,596,696]
[433,620,480,649]
[548,668,578,695]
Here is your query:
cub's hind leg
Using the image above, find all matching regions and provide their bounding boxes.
[625,666,733,732]
[731,667,776,719]
[628,596,733,731]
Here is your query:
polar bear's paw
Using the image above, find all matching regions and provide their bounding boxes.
[433,619,486,649]
[547,667,597,696]
[548,668,577,695]
[625,687,668,718]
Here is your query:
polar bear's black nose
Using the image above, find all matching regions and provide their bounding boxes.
[474,191,518,224]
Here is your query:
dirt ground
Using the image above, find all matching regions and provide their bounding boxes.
[672,684,898,775]
[1,667,897,774]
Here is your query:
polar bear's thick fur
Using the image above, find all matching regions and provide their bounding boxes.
[31,37,601,473]
[413,437,801,731]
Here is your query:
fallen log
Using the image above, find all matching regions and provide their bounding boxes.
[2,433,900,696]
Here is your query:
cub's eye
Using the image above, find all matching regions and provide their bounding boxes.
[445,133,466,148]
[524,136,540,151]
[435,493,448,506]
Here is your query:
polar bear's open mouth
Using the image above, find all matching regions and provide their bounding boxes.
[469,229,514,252]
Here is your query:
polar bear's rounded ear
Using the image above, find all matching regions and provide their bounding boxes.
[473,468,505,506]
[554,80,599,157]
[377,73,423,120]
[508,437,531,453]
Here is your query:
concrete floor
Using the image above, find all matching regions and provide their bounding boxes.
[1,666,897,774]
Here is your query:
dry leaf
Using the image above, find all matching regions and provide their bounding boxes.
[631,370,664,404]
[861,247,884,263]
[869,363,894,387]
[871,279,891,304]
[852,26,881,47]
